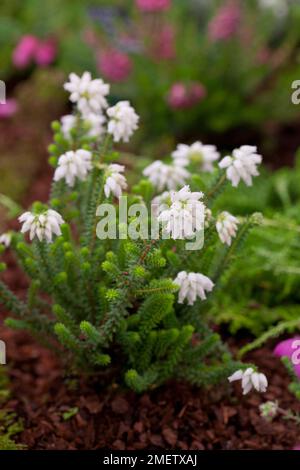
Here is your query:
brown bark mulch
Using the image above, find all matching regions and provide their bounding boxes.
[1,320,300,450]
[1,239,300,450]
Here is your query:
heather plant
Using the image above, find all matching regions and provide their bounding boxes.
[0,72,268,393]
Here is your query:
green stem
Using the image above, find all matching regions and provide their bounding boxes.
[206,173,227,201]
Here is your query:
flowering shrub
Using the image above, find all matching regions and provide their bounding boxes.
[0,73,268,393]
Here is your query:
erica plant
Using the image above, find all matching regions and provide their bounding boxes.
[0,72,267,393]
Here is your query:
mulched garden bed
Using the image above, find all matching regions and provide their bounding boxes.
[1,319,300,450]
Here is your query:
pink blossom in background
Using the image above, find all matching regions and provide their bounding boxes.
[0,99,18,118]
[167,83,187,109]
[97,49,132,83]
[208,1,241,42]
[13,35,56,68]
[136,0,171,13]
[13,35,38,68]
[293,445,300,450]
[191,83,207,102]
[153,25,176,60]
[83,28,98,48]
[167,82,206,110]
[256,47,271,65]
[273,337,300,379]
[35,39,56,66]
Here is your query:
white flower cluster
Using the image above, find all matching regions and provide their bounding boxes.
[107,101,139,143]
[143,161,190,192]
[219,145,262,187]
[54,149,92,187]
[145,143,261,195]
[19,210,64,243]
[104,164,128,198]
[174,271,214,305]
[63,72,139,144]
[259,0,288,17]
[228,368,268,395]
[143,140,220,193]
[158,185,205,239]
[0,233,11,248]
[172,141,220,172]
[64,72,110,114]
[216,211,239,246]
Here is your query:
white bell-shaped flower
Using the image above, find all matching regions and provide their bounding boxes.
[19,209,64,243]
[219,145,262,187]
[174,271,214,305]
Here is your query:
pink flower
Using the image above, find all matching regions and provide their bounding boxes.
[0,99,18,118]
[13,35,38,68]
[208,1,241,42]
[83,28,98,47]
[191,83,207,102]
[13,35,56,68]
[152,25,176,60]
[256,47,271,65]
[97,49,132,83]
[274,337,300,379]
[136,0,171,12]
[167,82,206,110]
[35,39,56,66]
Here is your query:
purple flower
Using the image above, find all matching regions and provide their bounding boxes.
[0,99,18,119]
[274,337,300,379]
[152,25,176,60]
[35,39,56,66]
[167,82,206,110]
[97,49,132,83]
[13,35,56,69]
[136,0,171,13]
[13,35,38,68]
[208,1,241,42]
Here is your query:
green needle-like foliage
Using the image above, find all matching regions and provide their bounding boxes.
[0,74,265,392]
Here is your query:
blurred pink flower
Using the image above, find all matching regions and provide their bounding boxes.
[83,28,98,47]
[13,35,38,68]
[97,49,132,83]
[35,39,56,66]
[208,1,241,42]
[167,82,206,110]
[273,337,300,379]
[293,445,300,450]
[0,99,18,118]
[256,47,271,65]
[191,83,207,101]
[167,83,187,109]
[136,0,171,12]
[13,35,56,68]
[153,25,176,60]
